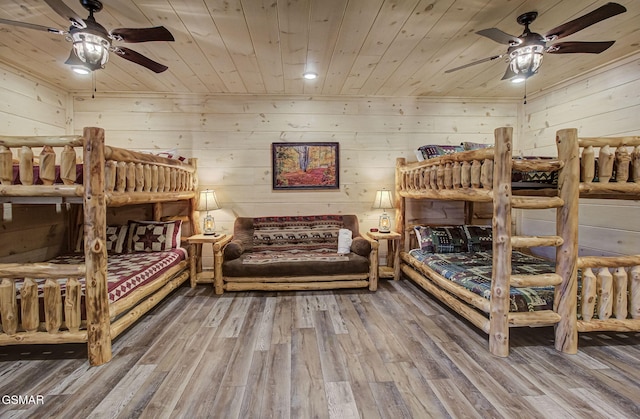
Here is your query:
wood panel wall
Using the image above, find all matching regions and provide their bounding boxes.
[0,63,71,262]
[518,55,640,258]
[71,94,518,242]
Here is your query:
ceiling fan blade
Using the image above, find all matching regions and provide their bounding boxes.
[545,2,626,40]
[476,28,521,45]
[113,47,168,73]
[0,18,66,35]
[43,0,86,28]
[110,27,175,43]
[547,41,615,54]
[445,54,505,73]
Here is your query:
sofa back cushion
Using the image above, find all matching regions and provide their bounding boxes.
[232,215,360,253]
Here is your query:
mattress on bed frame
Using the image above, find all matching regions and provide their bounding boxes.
[407,249,557,312]
[14,248,187,304]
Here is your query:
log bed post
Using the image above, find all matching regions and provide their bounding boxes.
[554,128,580,354]
[395,158,406,253]
[490,127,513,357]
[83,127,112,366]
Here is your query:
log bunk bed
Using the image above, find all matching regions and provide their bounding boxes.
[395,127,640,357]
[0,127,198,366]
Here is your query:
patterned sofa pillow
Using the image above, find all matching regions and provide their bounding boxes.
[127,220,182,252]
[414,225,468,253]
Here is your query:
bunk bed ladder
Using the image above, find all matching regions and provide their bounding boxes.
[492,127,573,357]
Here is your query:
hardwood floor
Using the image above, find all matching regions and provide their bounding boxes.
[0,279,638,418]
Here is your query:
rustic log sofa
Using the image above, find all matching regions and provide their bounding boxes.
[215,214,378,294]
[0,127,198,366]
[396,127,640,357]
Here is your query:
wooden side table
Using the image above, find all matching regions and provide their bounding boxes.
[186,233,228,288]
[366,231,401,280]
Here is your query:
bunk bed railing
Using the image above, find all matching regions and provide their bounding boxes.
[0,133,197,205]
[0,263,87,343]
[577,136,640,197]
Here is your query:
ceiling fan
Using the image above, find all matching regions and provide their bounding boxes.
[0,0,174,74]
[445,2,627,83]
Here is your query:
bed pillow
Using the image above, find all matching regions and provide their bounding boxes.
[414,225,468,253]
[127,220,182,252]
[417,144,465,160]
[105,225,129,254]
[75,224,129,254]
[463,225,493,252]
[462,141,493,151]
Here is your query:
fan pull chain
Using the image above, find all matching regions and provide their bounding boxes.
[92,71,97,99]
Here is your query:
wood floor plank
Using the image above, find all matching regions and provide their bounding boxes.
[314,310,350,383]
[255,296,277,351]
[291,327,329,419]
[369,381,413,418]
[0,281,638,418]
[384,361,449,419]
[334,334,383,419]
[221,297,266,387]
[238,349,269,418]
[325,381,360,419]
[261,342,291,419]
[428,378,484,419]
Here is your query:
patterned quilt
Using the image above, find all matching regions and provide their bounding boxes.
[16,249,186,304]
[407,250,556,312]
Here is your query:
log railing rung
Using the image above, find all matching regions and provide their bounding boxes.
[511,273,563,288]
[511,235,563,248]
[512,159,563,173]
[512,196,564,209]
[508,310,561,327]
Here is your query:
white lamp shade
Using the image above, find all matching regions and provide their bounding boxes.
[372,190,394,210]
[197,190,221,211]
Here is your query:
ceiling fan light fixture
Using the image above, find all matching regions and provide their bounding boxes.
[71,32,110,70]
[508,43,544,81]
[303,71,317,80]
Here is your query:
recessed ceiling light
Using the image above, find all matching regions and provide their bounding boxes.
[303,72,317,80]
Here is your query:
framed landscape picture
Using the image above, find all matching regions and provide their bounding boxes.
[272,142,339,190]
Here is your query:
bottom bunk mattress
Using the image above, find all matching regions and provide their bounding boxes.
[15,249,187,305]
[406,249,556,312]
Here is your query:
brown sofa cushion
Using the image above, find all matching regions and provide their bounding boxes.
[350,237,371,257]
[223,252,370,277]
[223,240,244,261]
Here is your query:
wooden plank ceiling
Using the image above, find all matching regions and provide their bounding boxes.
[0,0,638,98]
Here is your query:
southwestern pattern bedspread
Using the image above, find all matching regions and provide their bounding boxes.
[407,249,556,312]
[15,249,186,304]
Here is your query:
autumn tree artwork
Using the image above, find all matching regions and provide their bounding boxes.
[272,142,339,190]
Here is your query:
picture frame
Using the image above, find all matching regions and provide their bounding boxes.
[272,142,339,190]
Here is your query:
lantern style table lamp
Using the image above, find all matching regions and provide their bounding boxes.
[372,190,393,233]
[198,190,221,235]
